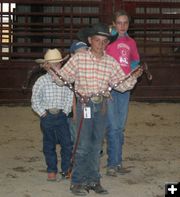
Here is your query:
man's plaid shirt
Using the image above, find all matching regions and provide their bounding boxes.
[57,49,137,98]
[31,73,73,117]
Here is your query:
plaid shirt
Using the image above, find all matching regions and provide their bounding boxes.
[57,49,137,97]
[31,73,73,117]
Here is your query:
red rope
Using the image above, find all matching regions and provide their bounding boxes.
[67,110,84,178]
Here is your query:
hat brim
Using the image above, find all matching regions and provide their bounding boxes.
[77,27,112,43]
[35,54,69,64]
[88,27,112,38]
[69,45,88,53]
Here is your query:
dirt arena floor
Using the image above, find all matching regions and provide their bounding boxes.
[0,102,179,197]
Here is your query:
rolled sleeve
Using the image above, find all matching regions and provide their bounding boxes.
[110,61,137,92]
[114,75,137,92]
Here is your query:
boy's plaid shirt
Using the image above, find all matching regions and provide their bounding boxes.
[31,73,73,117]
[58,49,137,97]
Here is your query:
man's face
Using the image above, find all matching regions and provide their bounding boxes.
[114,15,129,36]
[88,35,109,55]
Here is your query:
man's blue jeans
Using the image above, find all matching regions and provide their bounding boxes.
[71,99,107,185]
[106,90,130,168]
[40,111,73,174]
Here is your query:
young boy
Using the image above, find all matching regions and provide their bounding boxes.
[43,23,142,195]
[31,48,73,181]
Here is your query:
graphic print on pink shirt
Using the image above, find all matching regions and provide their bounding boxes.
[106,36,139,75]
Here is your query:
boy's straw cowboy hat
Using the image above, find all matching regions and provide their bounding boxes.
[35,48,69,64]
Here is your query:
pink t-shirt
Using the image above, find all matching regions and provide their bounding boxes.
[106,36,139,75]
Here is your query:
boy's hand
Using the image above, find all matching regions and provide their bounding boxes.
[41,112,47,118]
[72,114,77,122]
[131,62,152,81]
[131,66,143,78]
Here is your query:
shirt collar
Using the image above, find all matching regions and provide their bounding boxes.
[88,48,106,60]
[118,32,128,38]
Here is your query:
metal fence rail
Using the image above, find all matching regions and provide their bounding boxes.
[0,1,103,61]
[0,0,180,103]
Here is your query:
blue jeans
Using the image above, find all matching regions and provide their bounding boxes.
[40,111,73,174]
[71,99,107,185]
[106,90,130,168]
[68,117,76,145]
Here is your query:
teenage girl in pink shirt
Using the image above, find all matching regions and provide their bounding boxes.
[106,9,140,177]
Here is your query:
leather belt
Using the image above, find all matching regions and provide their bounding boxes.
[47,108,62,115]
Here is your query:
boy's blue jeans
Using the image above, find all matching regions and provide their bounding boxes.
[106,90,130,168]
[68,117,76,145]
[40,111,73,174]
[71,99,107,185]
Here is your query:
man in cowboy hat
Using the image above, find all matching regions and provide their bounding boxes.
[31,48,73,181]
[43,23,142,195]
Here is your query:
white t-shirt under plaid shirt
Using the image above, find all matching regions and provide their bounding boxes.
[57,49,137,97]
[31,73,73,117]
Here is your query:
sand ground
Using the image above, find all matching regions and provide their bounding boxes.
[0,102,179,197]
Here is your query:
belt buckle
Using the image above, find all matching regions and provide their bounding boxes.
[48,108,60,114]
[91,95,103,104]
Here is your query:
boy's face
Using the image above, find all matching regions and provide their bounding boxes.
[71,47,87,56]
[75,48,87,53]
[88,35,109,56]
[114,15,129,36]
[46,62,62,70]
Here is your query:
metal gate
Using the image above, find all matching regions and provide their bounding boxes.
[0,0,110,104]
[118,0,180,101]
[0,0,180,103]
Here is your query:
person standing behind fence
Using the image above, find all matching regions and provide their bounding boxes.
[31,48,73,181]
[68,40,88,144]
[105,10,140,177]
